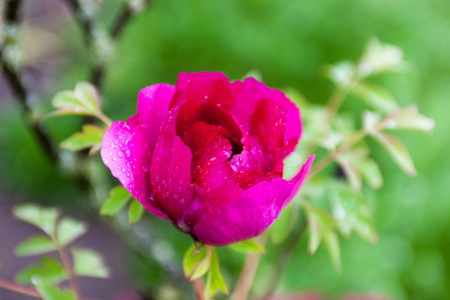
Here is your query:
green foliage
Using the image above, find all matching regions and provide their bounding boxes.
[49,82,100,117]
[34,283,76,300]
[228,240,266,254]
[71,247,110,278]
[205,248,228,299]
[13,204,59,236]
[269,203,299,245]
[60,124,105,154]
[16,257,67,285]
[57,217,88,247]
[183,245,211,281]
[100,186,132,216]
[128,198,145,224]
[15,236,57,257]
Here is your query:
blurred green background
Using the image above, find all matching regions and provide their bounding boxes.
[1,0,449,299]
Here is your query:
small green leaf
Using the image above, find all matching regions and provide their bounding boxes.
[100,186,132,216]
[385,105,435,132]
[74,81,100,114]
[351,81,398,113]
[228,240,266,254]
[358,159,384,189]
[57,217,88,247]
[322,227,341,272]
[370,131,417,176]
[183,245,210,281]
[128,199,144,224]
[13,204,59,236]
[60,125,105,153]
[328,60,355,88]
[16,257,67,285]
[71,247,110,278]
[303,202,337,255]
[15,235,57,257]
[34,282,75,300]
[241,69,263,81]
[205,249,228,298]
[336,155,362,191]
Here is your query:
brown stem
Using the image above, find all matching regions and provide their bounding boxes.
[193,278,205,300]
[56,245,81,300]
[110,0,152,38]
[0,0,59,163]
[0,279,41,299]
[231,235,267,300]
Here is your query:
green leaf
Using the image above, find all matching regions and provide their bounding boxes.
[386,105,435,132]
[100,186,132,216]
[205,249,228,298]
[183,245,210,281]
[34,283,75,300]
[370,131,417,176]
[358,159,384,189]
[13,204,59,236]
[330,184,378,244]
[57,217,88,247]
[60,124,105,153]
[303,202,337,255]
[228,240,266,254]
[336,155,362,191]
[269,203,298,244]
[322,227,341,272]
[46,82,100,118]
[328,60,355,88]
[351,81,398,113]
[128,199,144,224]
[241,69,263,81]
[16,257,67,285]
[71,247,110,278]
[357,37,405,78]
[74,81,100,114]
[15,235,57,257]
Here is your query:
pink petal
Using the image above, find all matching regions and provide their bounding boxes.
[101,116,169,219]
[192,154,315,246]
[137,83,175,151]
[192,178,294,246]
[150,106,194,222]
[230,77,302,149]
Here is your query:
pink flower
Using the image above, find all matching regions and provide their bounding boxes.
[101,72,314,246]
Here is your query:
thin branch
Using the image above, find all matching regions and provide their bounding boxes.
[56,245,81,300]
[0,279,41,299]
[1,0,59,163]
[231,235,267,300]
[110,0,152,38]
[193,278,205,300]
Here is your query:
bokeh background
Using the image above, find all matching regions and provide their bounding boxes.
[1,0,449,299]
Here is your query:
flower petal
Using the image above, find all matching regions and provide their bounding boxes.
[230,77,302,147]
[101,116,169,219]
[192,178,294,246]
[150,106,194,222]
[137,83,175,150]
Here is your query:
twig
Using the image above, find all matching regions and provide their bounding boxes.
[56,243,81,300]
[231,235,267,300]
[110,0,152,38]
[193,278,205,300]
[0,279,42,299]
[0,0,59,163]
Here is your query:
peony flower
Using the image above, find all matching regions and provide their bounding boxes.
[101,72,314,246]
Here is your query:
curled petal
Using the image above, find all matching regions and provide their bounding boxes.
[137,83,175,151]
[101,116,169,219]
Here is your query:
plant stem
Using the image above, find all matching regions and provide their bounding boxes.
[309,130,368,177]
[56,243,81,300]
[193,278,205,300]
[231,235,267,300]
[0,279,41,299]
[0,0,59,163]
[110,0,152,38]
[262,218,307,300]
